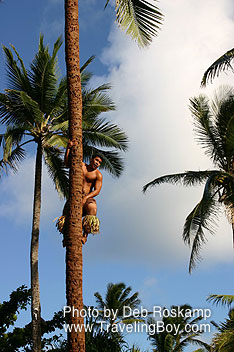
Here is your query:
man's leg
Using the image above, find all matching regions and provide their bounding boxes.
[82,199,97,244]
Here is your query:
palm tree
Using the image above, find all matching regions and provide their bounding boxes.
[211,310,234,352]
[94,282,141,327]
[0,36,128,352]
[148,305,210,352]
[201,48,234,86]
[64,1,163,351]
[0,35,69,352]
[206,295,234,352]
[143,86,234,272]
[85,306,126,352]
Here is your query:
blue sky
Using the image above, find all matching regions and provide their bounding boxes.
[1,0,234,351]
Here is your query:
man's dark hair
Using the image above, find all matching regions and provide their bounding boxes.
[91,153,103,161]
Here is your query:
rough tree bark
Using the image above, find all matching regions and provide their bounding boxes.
[31,141,42,352]
[64,1,85,351]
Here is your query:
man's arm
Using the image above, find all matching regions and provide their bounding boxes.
[83,172,103,204]
[64,140,76,168]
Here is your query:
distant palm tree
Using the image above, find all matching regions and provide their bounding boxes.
[0,35,69,352]
[85,306,126,352]
[0,36,128,352]
[148,305,210,352]
[143,86,234,272]
[94,282,140,326]
[201,48,234,86]
[207,295,234,352]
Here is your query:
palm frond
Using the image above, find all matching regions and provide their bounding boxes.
[43,146,69,199]
[113,0,163,47]
[0,145,26,175]
[20,91,43,124]
[178,338,211,351]
[0,90,43,126]
[94,292,105,309]
[143,170,219,193]
[83,145,124,177]
[189,95,225,168]
[50,121,69,134]
[80,55,95,73]
[207,294,234,307]
[212,329,234,352]
[0,91,25,126]
[2,45,31,93]
[81,70,93,89]
[3,125,27,150]
[201,48,234,87]
[82,85,115,122]
[51,34,63,63]
[183,175,220,272]
[29,35,60,114]
[80,56,95,89]
[212,86,234,163]
[44,134,67,148]
[50,77,67,118]
[83,118,128,151]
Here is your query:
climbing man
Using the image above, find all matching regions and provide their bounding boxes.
[59,140,103,245]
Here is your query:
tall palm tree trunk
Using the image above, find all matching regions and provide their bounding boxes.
[64,1,85,351]
[31,141,42,352]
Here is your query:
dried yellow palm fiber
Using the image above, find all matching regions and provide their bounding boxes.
[55,215,66,234]
[82,215,100,234]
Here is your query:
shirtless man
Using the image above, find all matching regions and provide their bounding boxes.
[64,140,103,244]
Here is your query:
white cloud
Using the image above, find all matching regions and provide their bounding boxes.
[85,0,234,268]
[0,157,64,226]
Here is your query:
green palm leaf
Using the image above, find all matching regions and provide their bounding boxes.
[213,330,234,352]
[189,95,226,168]
[211,309,234,352]
[83,118,128,151]
[201,48,234,87]
[183,175,220,272]
[82,84,115,122]
[2,45,31,93]
[207,294,234,307]
[80,55,95,88]
[143,170,220,193]
[106,0,163,47]
[44,134,67,148]
[50,77,67,118]
[43,146,69,199]
[213,86,234,161]
[0,91,31,126]
[0,145,26,175]
[29,35,62,114]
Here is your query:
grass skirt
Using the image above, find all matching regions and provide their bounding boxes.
[82,215,100,234]
[55,215,100,235]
